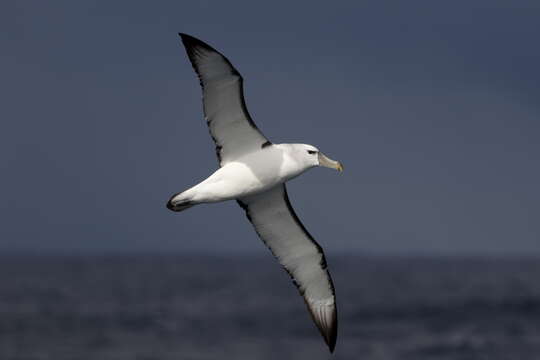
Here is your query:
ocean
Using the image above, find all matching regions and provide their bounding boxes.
[1,254,539,360]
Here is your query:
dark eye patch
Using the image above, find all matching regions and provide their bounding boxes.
[307,150,317,155]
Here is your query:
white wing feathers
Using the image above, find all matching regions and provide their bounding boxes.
[238,185,338,352]
[179,33,270,166]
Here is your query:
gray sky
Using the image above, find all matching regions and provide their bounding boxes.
[2,1,539,255]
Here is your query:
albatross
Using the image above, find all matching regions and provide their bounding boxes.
[167,33,343,352]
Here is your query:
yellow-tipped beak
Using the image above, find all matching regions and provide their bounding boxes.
[318,152,343,172]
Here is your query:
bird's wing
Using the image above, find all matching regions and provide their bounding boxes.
[237,184,338,352]
[179,33,270,166]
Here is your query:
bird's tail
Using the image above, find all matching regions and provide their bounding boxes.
[166,191,195,212]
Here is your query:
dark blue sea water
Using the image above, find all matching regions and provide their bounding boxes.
[1,254,539,360]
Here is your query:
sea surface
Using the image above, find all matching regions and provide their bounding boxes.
[1,254,539,360]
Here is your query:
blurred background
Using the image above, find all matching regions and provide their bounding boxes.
[1,1,539,359]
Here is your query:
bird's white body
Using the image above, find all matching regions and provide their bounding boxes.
[172,144,318,204]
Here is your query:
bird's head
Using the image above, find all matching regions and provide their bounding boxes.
[295,144,344,172]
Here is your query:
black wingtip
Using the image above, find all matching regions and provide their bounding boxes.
[178,33,195,47]
[178,32,191,41]
[306,298,338,354]
[327,326,337,353]
[177,33,214,51]
[324,312,337,353]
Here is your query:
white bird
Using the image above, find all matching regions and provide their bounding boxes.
[167,33,343,352]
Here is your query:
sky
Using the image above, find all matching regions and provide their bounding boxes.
[1,1,539,256]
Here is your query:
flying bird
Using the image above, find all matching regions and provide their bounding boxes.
[167,33,343,352]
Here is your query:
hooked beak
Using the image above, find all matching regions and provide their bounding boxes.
[318,152,344,172]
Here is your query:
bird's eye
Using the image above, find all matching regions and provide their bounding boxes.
[307,150,317,155]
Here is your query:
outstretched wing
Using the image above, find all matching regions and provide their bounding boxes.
[179,33,270,166]
[237,185,338,352]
